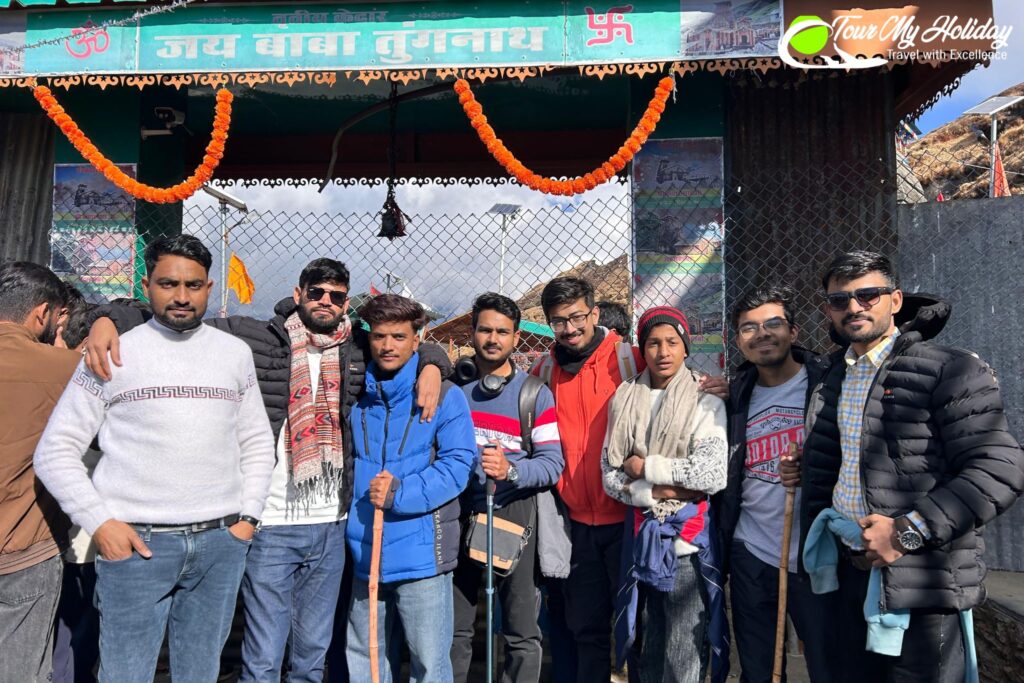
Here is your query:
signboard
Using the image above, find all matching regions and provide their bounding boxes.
[51,164,138,302]
[15,0,784,76]
[632,137,725,374]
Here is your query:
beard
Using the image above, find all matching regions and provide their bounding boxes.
[297,304,344,335]
[39,316,60,345]
[154,306,203,332]
[834,313,891,345]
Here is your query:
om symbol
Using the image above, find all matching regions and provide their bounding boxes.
[65,20,110,59]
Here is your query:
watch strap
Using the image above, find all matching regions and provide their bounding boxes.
[239,515,261,527]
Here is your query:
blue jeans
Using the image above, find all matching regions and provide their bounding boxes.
[347,572,454,683]
[239,521,347,683]
[94,526,249,683]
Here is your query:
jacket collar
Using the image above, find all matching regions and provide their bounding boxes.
[365,351,419,406]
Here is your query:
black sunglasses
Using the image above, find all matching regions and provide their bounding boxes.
[825,287,893,311]
[305,286,348,307]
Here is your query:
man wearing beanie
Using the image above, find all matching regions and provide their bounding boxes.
[602,305,729,683]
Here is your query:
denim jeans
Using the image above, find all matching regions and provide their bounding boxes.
[94,525,249,683]
[239,521,347,683]
[729,542,838,683]
[347,572,454,683]
[638,553,709,683]
[53,561,99,683]
[0,554,62,683]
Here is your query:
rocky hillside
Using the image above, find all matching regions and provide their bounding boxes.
[516,253,630,323]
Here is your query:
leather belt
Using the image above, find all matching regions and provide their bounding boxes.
[130,514,240,534]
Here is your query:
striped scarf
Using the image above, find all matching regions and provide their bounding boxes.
[284,311,350,500]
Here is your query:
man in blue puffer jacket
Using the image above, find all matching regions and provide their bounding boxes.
[345,293,476,683]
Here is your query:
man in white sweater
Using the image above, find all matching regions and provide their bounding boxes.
[34,235,276,683]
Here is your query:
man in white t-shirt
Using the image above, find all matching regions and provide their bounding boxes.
[716,286,838,683]
[83,258,451,683]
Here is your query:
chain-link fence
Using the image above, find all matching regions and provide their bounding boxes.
[48,130,1020,372]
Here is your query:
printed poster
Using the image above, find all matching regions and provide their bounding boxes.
[51,164,138,302]
[632,137,725,374]
[0,12,26,75]
[680,0,782,59]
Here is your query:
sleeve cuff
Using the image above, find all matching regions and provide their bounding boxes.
[629,479,657,508]
[383,477,401,510]
[79,507,114,537]
[241,500,267,521]
[905,510,932,540]
[643,454,675,485]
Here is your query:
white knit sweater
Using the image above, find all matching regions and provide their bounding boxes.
[34,319,276,535]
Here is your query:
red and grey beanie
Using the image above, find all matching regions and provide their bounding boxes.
[637,306,691,352]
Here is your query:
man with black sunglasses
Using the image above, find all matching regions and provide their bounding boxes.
[82,258,452,683]
[715,285,837,682]
[788,250,1023,682]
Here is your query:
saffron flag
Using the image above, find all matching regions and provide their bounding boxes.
[369,284,381,296]
[228,252,255,304]
[993,142,1012,198]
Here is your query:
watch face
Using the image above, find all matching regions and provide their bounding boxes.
[899,530,923,551]
[507,466,518,482]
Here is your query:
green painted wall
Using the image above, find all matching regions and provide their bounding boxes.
[630,70,725,140]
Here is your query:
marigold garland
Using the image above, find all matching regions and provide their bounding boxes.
[454,76,674,195]
[32,85,233,204]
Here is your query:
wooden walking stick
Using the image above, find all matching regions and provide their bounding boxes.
[772,445,798,683]
[369,506,384,683]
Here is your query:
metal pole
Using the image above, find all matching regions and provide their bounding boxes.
[219,200,229,318]
[990,113,998,198]
[498,215,507,296]
[486,474,496,683]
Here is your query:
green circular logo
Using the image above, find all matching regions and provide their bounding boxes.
[788,15,830,55]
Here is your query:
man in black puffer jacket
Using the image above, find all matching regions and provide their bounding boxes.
[85,258,452,683]
[787,250,1023,683]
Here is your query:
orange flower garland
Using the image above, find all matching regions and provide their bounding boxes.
[32,85,233,204]
[454,76,674,195]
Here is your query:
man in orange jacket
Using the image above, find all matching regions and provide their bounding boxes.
[532,277,642,682]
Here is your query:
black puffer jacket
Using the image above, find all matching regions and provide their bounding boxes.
[800,294,1024,611]
[100,298,452,514]
[714,346,831,575]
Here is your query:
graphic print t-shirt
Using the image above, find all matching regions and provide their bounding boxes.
[733,366,807,569]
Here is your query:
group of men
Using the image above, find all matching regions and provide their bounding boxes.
[0,237,1021,683]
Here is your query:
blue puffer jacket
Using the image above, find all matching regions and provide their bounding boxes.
[347,352,476,583]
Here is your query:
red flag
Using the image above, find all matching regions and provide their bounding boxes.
[993,142,1012,198]
[936,192,945,202]
[369,284,381,296]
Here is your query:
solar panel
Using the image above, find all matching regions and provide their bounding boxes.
[964,96,1024,116]
[488,203,522,216]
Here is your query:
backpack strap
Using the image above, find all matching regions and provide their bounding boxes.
[615,341,638,383]
[517,375,545,455]
[531,355,555,389]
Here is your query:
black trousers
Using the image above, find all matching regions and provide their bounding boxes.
[563,520,623,683]
[451,498,542,683]
[834,556,965,683]
[729,542,837,683]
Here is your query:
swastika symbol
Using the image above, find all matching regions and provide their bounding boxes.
[585,5,635,47]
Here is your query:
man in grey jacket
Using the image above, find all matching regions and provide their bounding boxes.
[35,235,276,682]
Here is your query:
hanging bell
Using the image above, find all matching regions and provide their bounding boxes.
[378,191,409,241]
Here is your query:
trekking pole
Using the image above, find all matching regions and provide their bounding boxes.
[486,438,501,683]
[369,506,384,683]
[772,445,798,683]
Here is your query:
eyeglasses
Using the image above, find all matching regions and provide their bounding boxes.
[737,317,789,339]
[824,287,894,311]
[548,311,592,332]
[306,286,348,307]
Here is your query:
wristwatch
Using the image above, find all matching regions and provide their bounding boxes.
[507,464,520,485]
[894,516,924,553]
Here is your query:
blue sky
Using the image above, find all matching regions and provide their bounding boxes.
[916,0,1023,133]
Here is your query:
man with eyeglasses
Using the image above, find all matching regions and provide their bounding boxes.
[787,250,1023,682]
[715,285,837,682]
[82,258,452,683]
